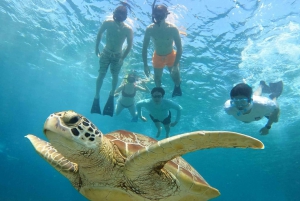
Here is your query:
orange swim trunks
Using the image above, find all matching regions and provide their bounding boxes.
[152,50,176,68]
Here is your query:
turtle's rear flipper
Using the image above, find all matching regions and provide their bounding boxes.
[269,81,283,99]
[91,98,101,114]
[103,95,114,117]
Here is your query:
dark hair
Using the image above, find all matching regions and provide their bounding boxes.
[127,73,136,83]
[230,83,253,99]
[152,0,169,25]
[151,87,165,96]
[113,6,128,22]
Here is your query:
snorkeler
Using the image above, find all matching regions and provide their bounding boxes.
[91,2,133,117]
[142,0,183,97]
[136,87,182,138]
[114,72,150,122]
[224,81,283,135]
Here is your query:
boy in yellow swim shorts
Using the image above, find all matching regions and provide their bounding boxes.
[142,1,182,97]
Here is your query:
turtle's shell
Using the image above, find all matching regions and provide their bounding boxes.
[106,130,210,187]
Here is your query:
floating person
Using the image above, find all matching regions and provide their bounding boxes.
[142,0,182,97]
[114,72,150,122]
[91,3,133,116]
[136,87,182,138]
[224,81,283,135]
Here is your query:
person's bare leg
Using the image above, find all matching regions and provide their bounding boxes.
[154,68,163,87]
[115,101,124,115]
[168,66,182,97]
[129,105,138,122]
[128,105,136,117]
[254,85,262,96]
[110,72,119,96]
[163,124,171,138]
[95,72,106,99]
[154,122,162,138]
[168,65,181,86]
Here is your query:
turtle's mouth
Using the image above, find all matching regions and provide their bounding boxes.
[43,129,48,135]
[43,129,57,138]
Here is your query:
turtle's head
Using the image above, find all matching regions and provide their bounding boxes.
[43,111,103,161]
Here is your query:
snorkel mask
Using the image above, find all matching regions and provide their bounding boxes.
[127,75,136,83]
[126,71,137,83]
[230,98,253,116]
[152,0,170,25]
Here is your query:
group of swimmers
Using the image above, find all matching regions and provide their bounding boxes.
[89,1,283,138]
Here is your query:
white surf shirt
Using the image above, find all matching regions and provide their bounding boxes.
[224,96,277,123]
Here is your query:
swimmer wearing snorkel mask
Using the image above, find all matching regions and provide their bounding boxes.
[224,81,283,135]
[114,72,150,122]
[142,0,183,98]
[91,2,133,117]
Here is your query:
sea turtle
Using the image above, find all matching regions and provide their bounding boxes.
[26,110,264,201]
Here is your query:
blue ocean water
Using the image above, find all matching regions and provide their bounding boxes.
[0,0,299,200]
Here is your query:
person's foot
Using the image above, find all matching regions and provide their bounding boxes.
[269,81,283,99]
[91,98,101,114]
[260,81,271,93]
[172,85,182,97]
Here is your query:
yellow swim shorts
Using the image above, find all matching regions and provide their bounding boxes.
[152,50,176,68]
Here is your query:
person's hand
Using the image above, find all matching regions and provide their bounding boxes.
[144,65,150,77]
[259,126,269,135]
[140,116,147,122]
[170,121,178,127]
[140,80,147,86]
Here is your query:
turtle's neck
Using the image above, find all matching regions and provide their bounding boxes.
[79,137,125,182]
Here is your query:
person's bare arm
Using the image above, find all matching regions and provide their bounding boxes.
[260,107,280,135]
[142,28,151,77]
[136,84,150,93]
[170,102,182,127]
[121,28,133,60]
[114,84,125,94]
[95,21,108,56]
[172,27,182,67]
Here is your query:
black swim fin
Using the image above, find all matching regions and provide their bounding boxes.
[269,81,283,99]
[172,85,182,98]
[91,98,101,114]
[260,81,271,93]
[103,95,114,117]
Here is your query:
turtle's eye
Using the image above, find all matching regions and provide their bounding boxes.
[69,116,80,124]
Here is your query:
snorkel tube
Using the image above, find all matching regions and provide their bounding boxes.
[151,0,157,24]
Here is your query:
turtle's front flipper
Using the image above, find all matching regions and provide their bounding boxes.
[125,131,264,179]
[26,134,81,189]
